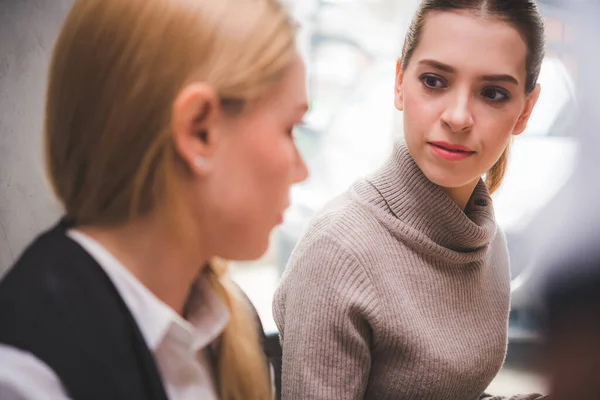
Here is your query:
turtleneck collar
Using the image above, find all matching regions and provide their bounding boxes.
[352,140,498,264]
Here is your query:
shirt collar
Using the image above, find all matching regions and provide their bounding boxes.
[67,229,230,352]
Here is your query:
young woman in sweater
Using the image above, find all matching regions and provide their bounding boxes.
[0,0,307,399]
[274,1,547,399]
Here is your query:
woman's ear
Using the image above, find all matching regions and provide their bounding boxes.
[171,83,221,175]
[395,59,404,112]
[512,83,541,136]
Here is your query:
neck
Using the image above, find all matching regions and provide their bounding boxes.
[442,179,480,211]
[78,214,208,316]
[365,140,497,255]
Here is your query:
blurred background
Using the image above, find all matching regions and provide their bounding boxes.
[0,0,591,396]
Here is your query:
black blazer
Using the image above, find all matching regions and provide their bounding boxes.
[0,220,169,400]
[0,220,277,399]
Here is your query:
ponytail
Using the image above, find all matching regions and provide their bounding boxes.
[485,146,510,194]
[203,258,272,400]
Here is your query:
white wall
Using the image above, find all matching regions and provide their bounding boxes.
[0,0,73,274]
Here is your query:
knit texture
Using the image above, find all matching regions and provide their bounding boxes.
[273,141,539,400]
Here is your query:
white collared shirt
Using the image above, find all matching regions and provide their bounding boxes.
[0,230,230,400]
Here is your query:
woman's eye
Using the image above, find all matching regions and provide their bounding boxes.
[481,87,510,102]
[421,75,446,90]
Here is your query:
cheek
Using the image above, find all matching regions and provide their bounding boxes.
[466,108,520,177]
[402,84,439,134]
[478,132,511,173]
[231,128,294,212]
[204,132,294,260]
[254,140,292,193]
[476,107,520,151]
[270,147,298,209]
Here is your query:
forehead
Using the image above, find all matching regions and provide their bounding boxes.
[412,10,528,80]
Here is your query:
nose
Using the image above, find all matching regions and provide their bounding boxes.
[441,89,474,133]
[292,147,309,184]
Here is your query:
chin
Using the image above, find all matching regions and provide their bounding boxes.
[224,240,270,262]
[245,245,270,261]
[420,163,477,190]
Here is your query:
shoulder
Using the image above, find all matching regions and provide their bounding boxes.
[0,345,69,400]
[0,221,96,309]
[293,181,391,262]
[0,221,125,365]
[494,224,508,247]
[490,224,509,260]
[274,182,389,309]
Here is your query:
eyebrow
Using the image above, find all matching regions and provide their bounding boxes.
[418,59,520,86]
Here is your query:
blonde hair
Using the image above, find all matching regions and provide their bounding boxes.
[45,0,296,398]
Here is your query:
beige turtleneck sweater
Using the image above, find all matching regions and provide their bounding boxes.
[273,141,545,400]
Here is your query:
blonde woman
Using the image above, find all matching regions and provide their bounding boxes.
[0,0,307,399]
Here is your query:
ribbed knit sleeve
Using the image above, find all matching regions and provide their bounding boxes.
[273,233,381,400]
[479,394,547,399]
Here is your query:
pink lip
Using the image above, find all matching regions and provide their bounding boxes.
[429,141,475,161]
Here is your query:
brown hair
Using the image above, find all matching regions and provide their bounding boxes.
[45,0,296,398]
[400,0,545,193]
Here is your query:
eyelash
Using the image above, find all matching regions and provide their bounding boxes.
[420,74,511,103]
[420,74,447,90]
[481,87,510,103]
